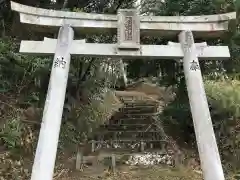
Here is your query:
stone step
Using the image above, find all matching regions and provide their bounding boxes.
[119,108,157,114]
[100,123,153,127]
[121,112,159,117]
[123,101,160,106]
[99,124,158,131]
[122,105,157,110]
[96,129,160,133]
[109,119,153,125]
[94,131,162,139]
[91,139,164,143]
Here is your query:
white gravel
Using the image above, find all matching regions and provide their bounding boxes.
[125,152,173,166]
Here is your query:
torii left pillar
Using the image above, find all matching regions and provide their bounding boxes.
[30,25,74,180]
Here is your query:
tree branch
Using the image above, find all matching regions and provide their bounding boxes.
[79,59,95,83]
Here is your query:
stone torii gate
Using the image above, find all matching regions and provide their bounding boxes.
[11,2,234,180]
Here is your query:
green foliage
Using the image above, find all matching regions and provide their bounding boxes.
[205,80,240,118]
[75,90,122,140]
[0,111,22,150]
[226,0,240,73]
[142,0,234,16]
[161,79,240,170]
[72,7,84,12]
[160,82,194,144]
[0,36,125,149]
[204,80,240,169]
[0,38,51,96]
[65,58,124,143]
[235,0,240,24]
[59,121,81,149]
[234,171,240,180]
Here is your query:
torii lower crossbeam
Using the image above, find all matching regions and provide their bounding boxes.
[20,40,230,60]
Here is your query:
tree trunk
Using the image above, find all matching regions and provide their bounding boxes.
[62,0,68,9]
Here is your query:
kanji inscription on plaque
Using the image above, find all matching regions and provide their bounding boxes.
[117,9,140,50]
[124,16,133,41]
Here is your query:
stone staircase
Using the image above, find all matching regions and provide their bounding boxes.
[75,86,174,170]
[90,90,167,152]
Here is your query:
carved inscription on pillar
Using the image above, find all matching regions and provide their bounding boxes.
[117,9,140,50]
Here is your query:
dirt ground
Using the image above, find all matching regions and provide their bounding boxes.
[54,165,203,180]
[51,150,239,180]
[52,152,203,180]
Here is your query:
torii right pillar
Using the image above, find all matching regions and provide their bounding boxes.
[179,31,225,180]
